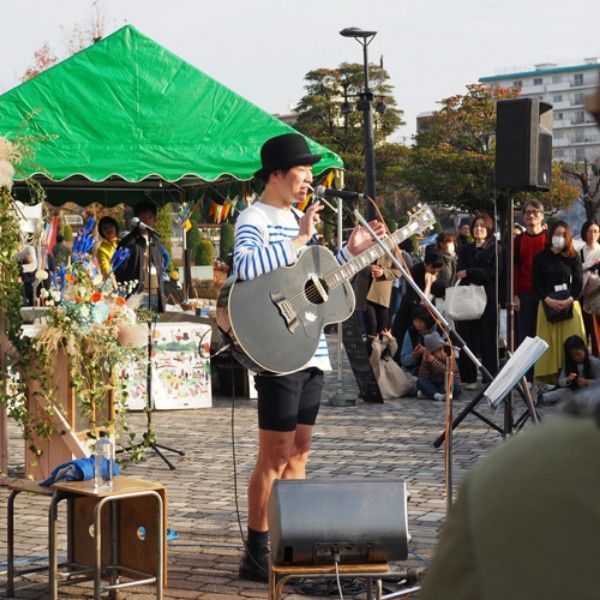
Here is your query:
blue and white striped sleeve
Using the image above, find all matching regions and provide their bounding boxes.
[232,212,297,281]
[335,245,353,265]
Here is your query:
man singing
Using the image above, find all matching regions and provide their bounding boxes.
[234,132,385,581]
[115,200,166,312]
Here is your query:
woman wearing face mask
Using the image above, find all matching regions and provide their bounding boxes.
[436,232,458,288]
[532,220,585,384]
[454,214,505,389]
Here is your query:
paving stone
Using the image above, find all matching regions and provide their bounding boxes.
[0,333,542,598]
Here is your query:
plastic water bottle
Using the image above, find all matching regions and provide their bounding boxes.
[95,431,114,490]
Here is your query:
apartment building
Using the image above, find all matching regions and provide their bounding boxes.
[480,59,600,163]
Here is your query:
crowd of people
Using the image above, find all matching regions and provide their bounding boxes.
[356,199,600,403]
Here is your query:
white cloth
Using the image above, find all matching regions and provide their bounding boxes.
[18,245,37,273]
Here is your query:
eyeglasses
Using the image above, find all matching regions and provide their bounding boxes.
[523,209,542,216]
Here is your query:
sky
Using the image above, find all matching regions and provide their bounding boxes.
[1,0,599,141]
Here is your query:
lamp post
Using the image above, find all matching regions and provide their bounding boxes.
[340,26,377,220]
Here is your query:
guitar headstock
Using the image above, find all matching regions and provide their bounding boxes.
[389,203,436,245]
[408,202,436,233]
[406,203,436,232]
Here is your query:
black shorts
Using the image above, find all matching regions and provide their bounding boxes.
[255,368,324,432]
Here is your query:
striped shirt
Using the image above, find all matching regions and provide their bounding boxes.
[233,200,352,372]
[418,354,461,387]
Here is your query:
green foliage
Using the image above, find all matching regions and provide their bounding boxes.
[433,220,443,234]
[219,222,234,259]
[62,222,74,241]
[155,203,173,258]
[0,187,23,346]
[294,62,404,192]
[186,222,200,262]
[195,238,215,266]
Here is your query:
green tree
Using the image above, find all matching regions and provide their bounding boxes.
[186,222,200,264]
[402,84,579,214]
[62,222,74,242]
[219,222,234,260]
[195,238,214,266]
[294,62,404,193]
[155,203,173,258]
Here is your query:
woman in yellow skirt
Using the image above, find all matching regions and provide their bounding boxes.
[533,221,585,384]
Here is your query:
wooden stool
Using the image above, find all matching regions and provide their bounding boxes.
[5,479,91,598]
[50,476,167,600]
[269,561,390,600]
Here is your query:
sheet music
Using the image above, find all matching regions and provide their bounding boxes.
[484,336,549,408]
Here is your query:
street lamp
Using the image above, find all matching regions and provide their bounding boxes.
[340,26,378,219]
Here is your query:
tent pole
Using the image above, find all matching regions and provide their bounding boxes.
[180,193,190,303]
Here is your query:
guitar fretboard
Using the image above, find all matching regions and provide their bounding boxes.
[323,217,427,290]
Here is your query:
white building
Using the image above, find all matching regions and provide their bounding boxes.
[480,59,600,163]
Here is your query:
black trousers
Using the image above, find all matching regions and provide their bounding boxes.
[517,291,539,381]
[456,303,499,384]
[582,310,599,356]
[365,301,390,337]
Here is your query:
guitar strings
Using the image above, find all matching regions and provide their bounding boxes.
[285,235,399,311]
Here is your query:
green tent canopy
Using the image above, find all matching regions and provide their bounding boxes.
[0,25,343,206]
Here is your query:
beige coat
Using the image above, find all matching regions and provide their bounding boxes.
[365,249,403,308]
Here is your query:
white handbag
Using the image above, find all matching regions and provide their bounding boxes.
[444,280,487,321]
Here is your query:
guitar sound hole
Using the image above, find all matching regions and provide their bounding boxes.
[304,279,329,304]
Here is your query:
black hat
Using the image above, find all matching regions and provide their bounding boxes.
[254,133,321,180]
[134,200,158,217]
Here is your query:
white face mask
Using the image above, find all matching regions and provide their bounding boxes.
[445,243,456,256]
[552,236,566,250]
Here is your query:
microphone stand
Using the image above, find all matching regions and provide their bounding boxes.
[126,228,186,470]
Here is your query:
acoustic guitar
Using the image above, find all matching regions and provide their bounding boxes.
[216,204,435,374]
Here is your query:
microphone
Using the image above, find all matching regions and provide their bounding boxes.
[131,216,161,238]
[315,185,365,201]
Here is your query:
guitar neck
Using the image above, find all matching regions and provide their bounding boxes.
[324,221,422,290]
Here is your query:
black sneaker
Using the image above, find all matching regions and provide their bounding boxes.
[239,544,270,583]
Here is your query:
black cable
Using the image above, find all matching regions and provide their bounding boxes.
[228,351,270,578]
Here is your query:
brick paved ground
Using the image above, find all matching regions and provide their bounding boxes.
[0,336,544,599]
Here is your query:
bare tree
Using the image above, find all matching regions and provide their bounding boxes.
[562,159,600,221]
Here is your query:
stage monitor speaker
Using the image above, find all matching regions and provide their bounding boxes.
[495,98,553,191]
[268,479,409,566]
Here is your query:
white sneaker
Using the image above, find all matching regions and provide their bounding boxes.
[433,393,445,402]
[464,382,477,390]
[417,390,423,398]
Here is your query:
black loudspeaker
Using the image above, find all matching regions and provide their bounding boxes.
[495,98,553,191]
[268,479,409,566]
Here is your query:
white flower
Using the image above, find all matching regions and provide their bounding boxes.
[39,288,49,299]
[79,305,90,319]
[92,274,103,286]
[50,290,61,302]
[79,287,87,297]
[35,269,48,281]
